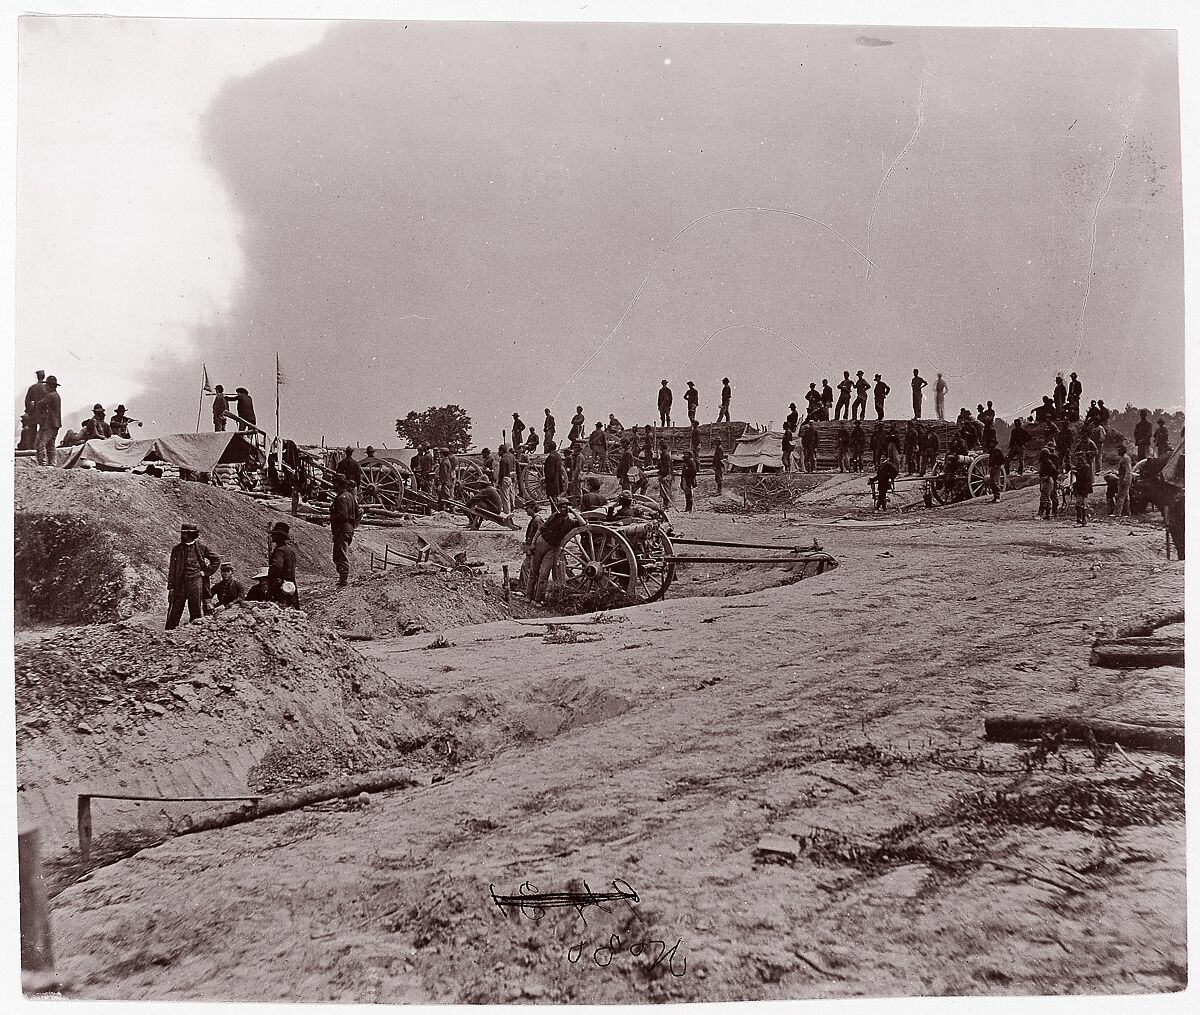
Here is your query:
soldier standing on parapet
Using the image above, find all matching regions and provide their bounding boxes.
[873,374,890,420]
[911,369,927,419]
[684,381,700,423]
[657,381,673,428]
[1067,372,1083,421]
[330,474,362,587]
[786,402,800,432]
[34,375,62,467]
[1053,374,1068,417]
[852,371,870,420]
[589,422,609,471]
[569,405,586,443]
[934,373,948,420]
[820,379,834,420]
[212,385,229,431]
[835,371,853,420]
[717,378,732,423]
[511,412,527,450]
[231,387,256,429]
[543,408,556,450]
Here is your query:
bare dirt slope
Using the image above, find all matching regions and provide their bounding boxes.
[14,468,353,621]
[32,485,1186,1002]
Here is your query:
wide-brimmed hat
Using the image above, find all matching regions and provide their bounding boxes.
[252,567,269,580]
[270,521,290,535]
[115,404,127,413]
[93,403,105,413]
[45,375,59,386]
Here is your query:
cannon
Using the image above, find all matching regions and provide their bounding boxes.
[923,452,1007,506]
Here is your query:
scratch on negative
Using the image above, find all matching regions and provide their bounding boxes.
[864,72,929,281]
[1066,105,1137,374]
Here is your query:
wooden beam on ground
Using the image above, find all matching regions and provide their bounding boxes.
[1089,637,1184,669]
[983,715,1184,757]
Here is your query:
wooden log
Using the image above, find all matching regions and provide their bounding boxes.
[1089,637,1184,669]
[984,715,1184,757]
[174,767,418,837]
[18,827,54,973]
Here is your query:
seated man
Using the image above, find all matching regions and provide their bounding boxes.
[244,568,271,602]
[465,480,507,529]
[209,562,247,610]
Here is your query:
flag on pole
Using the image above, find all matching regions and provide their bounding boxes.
[202,364,213,394]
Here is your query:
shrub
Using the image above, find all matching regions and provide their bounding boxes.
[14,513,126,625]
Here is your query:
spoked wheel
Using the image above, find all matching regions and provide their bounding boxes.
[554,524,637,602]
[634,528,675,603]
[454,459,487,501]
[966,454,1005,499]
[520,460,546,502]
[360,458,410,510]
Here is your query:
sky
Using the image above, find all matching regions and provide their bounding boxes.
[14,16,1184,448]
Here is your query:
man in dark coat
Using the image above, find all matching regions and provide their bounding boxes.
[681,451,698,512]
[785,402,800,432]
[718,378,732,423]
[781,427,796,472]
[436,448,455,509]
[835,371,853,420]
[657,380,673,427]
[820,379,834,419]
[335,447,363,488]
[616,439,634,491]
[800,419,819,472]
[212,384,229,431]
[81,404,112,440]
[911,369,927,419]
[1134,409,1153,462]
[543,440,567,504]
[209,562,246,610]
[166,522,222,629]
[588,422,609,471]
[1154,419,1171,458]
[527,501,584,603]
[712,438,725,493]
[1007,419,1030,474]
[231,387,256,429]
[873,374,890,421]
[543,408,556,449]
[268,521,299,606]
[511,413,527,449]
[684,381,700,422]
[1053,374,1067,416]
[24,370,46,417]
[852,371,870,420]
[110,405,136,439]
[904,424,921,475]
[1067,372,1083,421]
[35,375,62,467]
[849,420,866,471]
[922,426,940,475]
[330,474,362,586]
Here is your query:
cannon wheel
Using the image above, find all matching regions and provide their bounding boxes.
[555,524,638,601]
[520,460,546,502]
[360,458,411,510]
[635,529,675,603]
[967,454,1006,499]
[454,458,488,501]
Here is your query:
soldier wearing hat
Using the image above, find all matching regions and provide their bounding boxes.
[209,562,247,610]
[330,474,362,586]
[110,404,138,439]
[873,373,890,421]
[81,404,112,441]
[335,446,362,489]
[436,447,455,509]
[35,375,62,467]
[718,377,732,423]
[268,520,299,606]
[852,370,871,421]
[608,488,638,521]
[230,386,256,429]
[657,380,673,428]
[166,522,222,630]
[681,450,698,512]
[1067,371,1083,422]
[212,384,229,431]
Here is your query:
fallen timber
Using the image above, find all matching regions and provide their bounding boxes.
[983,715,1184,757]
[1090,636,1184,669]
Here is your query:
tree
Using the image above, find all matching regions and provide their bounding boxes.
[395,405,472,452]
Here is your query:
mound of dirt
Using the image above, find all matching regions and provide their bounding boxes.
[15,604,442,857]
[13,468,353,626]
[303,567,536,637]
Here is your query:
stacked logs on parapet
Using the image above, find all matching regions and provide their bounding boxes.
[1089,633,1184,669]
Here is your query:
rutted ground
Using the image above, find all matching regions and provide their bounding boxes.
[31,485,1186,1002]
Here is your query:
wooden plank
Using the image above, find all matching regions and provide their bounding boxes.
[984,715,1183,757]
[19,827,54,973]
[1089,637,1184,669]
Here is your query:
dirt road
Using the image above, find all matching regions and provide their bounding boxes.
[42,487,1186,1001]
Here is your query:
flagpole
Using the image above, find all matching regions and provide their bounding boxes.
[195,364,206,433]
[275,353,280,442]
